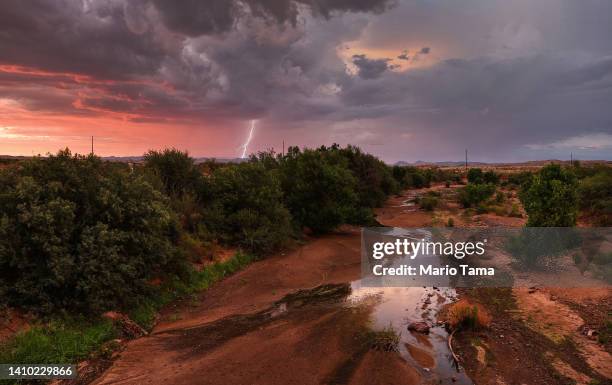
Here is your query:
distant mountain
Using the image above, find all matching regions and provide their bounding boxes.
[393,159,612,167]
[0,155,247,163]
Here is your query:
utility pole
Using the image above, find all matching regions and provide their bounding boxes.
[282,140,285,156]
[570,152,573,164]
[91,136,94,155]
[465,149,468,170]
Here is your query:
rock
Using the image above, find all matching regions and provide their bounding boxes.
[528,286,538,294]
[407,321,430,334]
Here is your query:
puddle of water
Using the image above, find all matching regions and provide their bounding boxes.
[347,282,472,385]
[348,225,473,384]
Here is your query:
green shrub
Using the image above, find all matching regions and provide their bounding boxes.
[143,149,209,234]
[506,228,581,267]
[519,164,578,227]
[509,203,522,218]
[467,168,484,184]
[495,191,505,203]
[420,195,439,211]
[204,162,292,254]
[0,319,116,365]
[483,170,500,184]
[458,183,496,208]
[392,166,431,189]
[143,148,204,198]
[279,147,358,233]
[336,145,398,208]
[0,150,184,315]
[578,169,612,225]
[507,171,533,187]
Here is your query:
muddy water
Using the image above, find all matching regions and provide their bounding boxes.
[347,282,472,385]
[347,226,473,384]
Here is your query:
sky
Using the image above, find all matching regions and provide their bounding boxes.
[1,0,611,163]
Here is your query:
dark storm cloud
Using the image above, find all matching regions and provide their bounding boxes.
[150,0,394,36]
[0,0,173,79]
[352,54,393,79]
[1,0,611,161]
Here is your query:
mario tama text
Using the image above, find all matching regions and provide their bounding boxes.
[371,236,493,278]
[360,227,502,287]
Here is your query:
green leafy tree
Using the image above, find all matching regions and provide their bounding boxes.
[0,150,183,314]
[143,149,209,233]
[458,183,496,207]
[335,145,398,208]
[204,162,292,254]
[483,170,500,185]
[143,148,203,197]
[519,164,578,226]
[280,147,358,233]
[578,168,612,225]
[467,168,484,184]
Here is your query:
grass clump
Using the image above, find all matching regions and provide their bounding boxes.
[364,325,400,352]
[0,319,116,365]
[420,194,439,211]
[447,300,491,331]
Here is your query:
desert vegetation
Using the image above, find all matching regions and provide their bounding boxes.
[0,145,417,369]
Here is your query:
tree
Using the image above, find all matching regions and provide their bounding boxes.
[458,183,496,208]
[578,168,612,225]
[0,150,183,314]
[279,147,358,233]
[467,168,484,184]
[143,148,203,197]
[204,162,292,254]
[519,164,578,226]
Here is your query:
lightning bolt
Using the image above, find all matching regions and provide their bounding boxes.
[240,120,256,158]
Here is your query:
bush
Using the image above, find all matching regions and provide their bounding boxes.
[507,171,532,187]
[143,148,204,198]
[204,162,292,254]
[420,192,439,211]
[467,168,484,184]
[506,228,581,267]
[446,300,491,331]
[280,147,358,233]
[364,326,400,352]
[483,170,500,184]
[0,150,184,315]
[336,145,398,208]
[578,169,612,225]
[519,164,578,226]
[458,183,496,208]
[143,149,209,234]
[392,166,430,189]
[467,168,499,185]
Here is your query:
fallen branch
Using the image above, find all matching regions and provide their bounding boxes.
[448,328,460,369]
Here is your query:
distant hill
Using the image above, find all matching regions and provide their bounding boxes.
[0,155,247,164]
[393,159,612,167]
